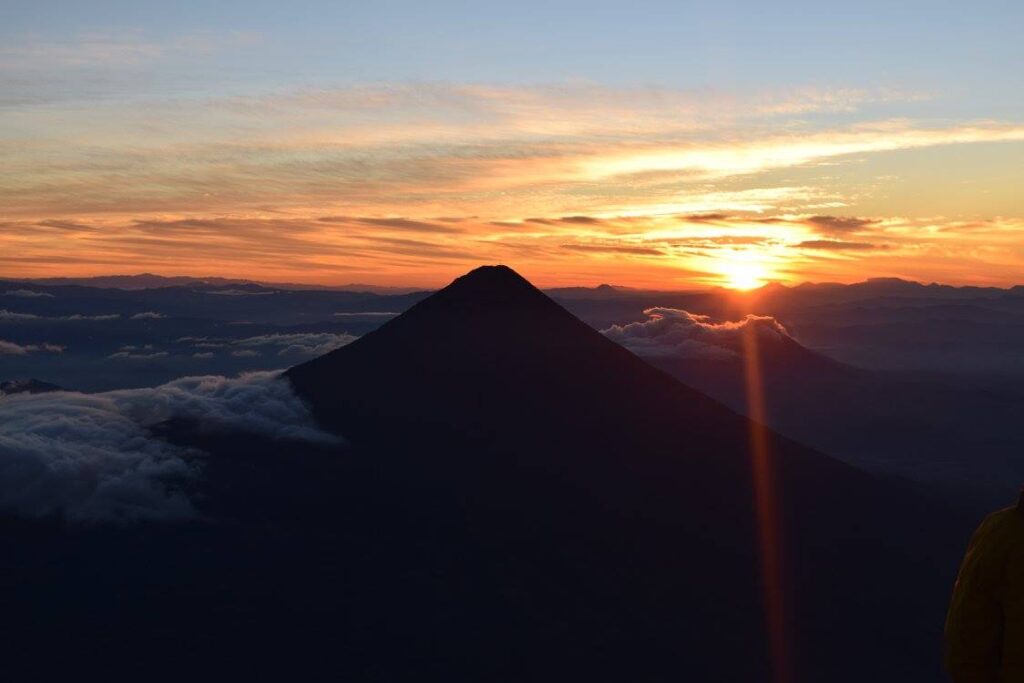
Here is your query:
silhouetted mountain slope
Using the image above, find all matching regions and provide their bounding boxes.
[285,265,971,682]
[643,332,1024,505]
[290,267,858,517]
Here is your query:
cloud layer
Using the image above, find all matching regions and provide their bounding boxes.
[0,339,64,355]
[180,332,358,358]
[0,309,119,321]
[0,371,339,523]
[602,308,791,360]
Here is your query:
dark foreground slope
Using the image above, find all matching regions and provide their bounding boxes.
[0,266,973,682]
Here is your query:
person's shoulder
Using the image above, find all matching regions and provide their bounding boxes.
[972,506,1024,543]
[987,506,1024,527]
[978,506,1016,525]
[988,506,1024,546]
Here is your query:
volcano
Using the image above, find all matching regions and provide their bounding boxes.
[289,266,863,521]
[284,265,967,682]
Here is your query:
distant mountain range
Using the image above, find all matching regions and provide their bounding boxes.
[765,276,1024,300]
[11,273,425,294]
[12,271,1024,292]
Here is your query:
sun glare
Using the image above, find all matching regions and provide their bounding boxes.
[719,258,769,290]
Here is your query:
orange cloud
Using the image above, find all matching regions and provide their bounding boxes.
[3,212,1021,289]
[1,81,1022,287]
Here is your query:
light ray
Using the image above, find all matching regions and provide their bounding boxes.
[742,323,792,683]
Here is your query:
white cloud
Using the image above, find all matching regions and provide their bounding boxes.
[206,289,276,296]
[107,350,169,360]
[235,332,358,357]
[0,340,31,355]
[108,344,164,360]
[0,339,64,355]
[183,332,358,358]
[601,308,791,359]
[0,371,338,523]
[131,311,165,320]
[4,289,54,298]
[65,313,120,321]
[0,309,39,321]
[0,309,119,321]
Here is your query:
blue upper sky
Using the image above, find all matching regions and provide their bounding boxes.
[4,1,1021,107]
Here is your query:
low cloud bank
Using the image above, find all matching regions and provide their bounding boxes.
[0,339,65,355]
[108,350,170,360]
[0,309,119,321]
[0,371,339,523]
[236,333,358,357]
[205,289,276,297]
[4,289,54,298]
[107,343,168,360]
[601,308,791,359]
[180,332,357,357]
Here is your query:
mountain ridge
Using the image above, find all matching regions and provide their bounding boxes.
[4,273,426,294]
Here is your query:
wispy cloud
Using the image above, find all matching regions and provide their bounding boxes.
[107,350,169,360]
[0,339,64,355]
[181,332,358,357]
[0,77,1022,286]
[0,309,120,321]
[0,29,262,70]
[794,240,882,251]
[801,215,879,234]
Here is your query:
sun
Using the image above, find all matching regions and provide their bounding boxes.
[719,258,769,290]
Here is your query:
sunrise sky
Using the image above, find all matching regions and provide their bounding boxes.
[2,1,1022,288]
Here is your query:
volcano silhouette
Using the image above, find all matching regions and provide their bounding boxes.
[289,266,855,517]
[284,265,966,682]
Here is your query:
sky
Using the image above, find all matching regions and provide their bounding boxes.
[1,1,1022,288]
